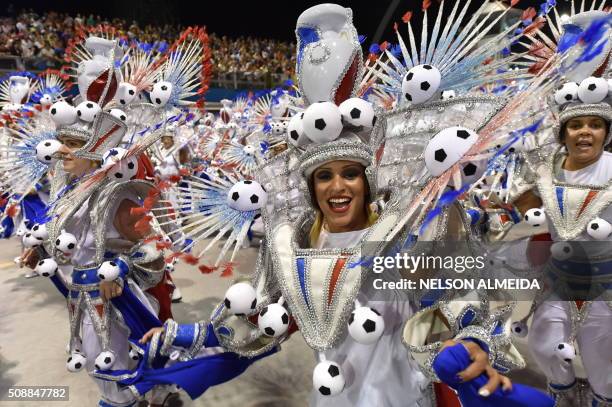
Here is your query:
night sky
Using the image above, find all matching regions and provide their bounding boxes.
[4,0,578,43]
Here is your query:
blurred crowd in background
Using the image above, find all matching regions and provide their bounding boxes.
[0,9,296,87]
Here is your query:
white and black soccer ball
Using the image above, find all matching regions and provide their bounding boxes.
[49,100,78,125]
[302,102,343,144]
[243,144,256,156]
[35,258,58,277]
[586,217,612,240]
[424,126,478,176]
[66,352,87,372]
[223,282,257,315]
[554,342,576,364]
[226,180,267,211]
[577,76,608,104]
[455,160,485,187]
[115,82,138,106]
[109,108,127,122]
[441,90,456,100]
[347,306,384,345]
[22,232,42,248]
[550,242,573,261]
[287,113,308,147]
[97,260,121,281]
[75,101,101,122]
[312,360,345,396]
[55,231,77,255]
[402,64,441,104]
[524,208,546,227]
[258,303,290,338]
[94,350,116,370]
[35,139,62,164]
[338,98,375,135]
[128,345,142,361]
[553,82,579,105]
[270,121,285,136]
[102,147,138,181]
[31,223,48,240]
[510,321,528,338]
[39,93,53,106]
[150,81,173,106]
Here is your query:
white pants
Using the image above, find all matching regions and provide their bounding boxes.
[528,301,612,398]
[81,280,159,406]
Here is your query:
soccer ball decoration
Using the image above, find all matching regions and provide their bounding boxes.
[577,76,608,104]
[257,304,289,338]
[22,232,42,248]
[338,98,375,135]
[258,303,290,338]
[554,342,576,364]
[39,93,53,106]
[94,350,116,370]
[243,145,256,156]
[128,345,142,361]
[226,180,268,211]
[150,81,173,106]
[49,100,78,125]
[550,242,573,261]
[35,139,62,164]
[524,208,546,227]
[97,261,121,281]
[66,352,87,372]
[31,223,48,240]
[312,360,345,396]
[424,126,478,176]
[586,217,612,240]
[441,90,456,100]
[302,102,343,143]
[287,113,308,147]
[102,147,138,181]
[115,82,138,106]
[55,231,77,255]
[347,306,385,345]
[553,82,579,105]
[75,101,101,122]
[35,258,58,277]
[270,121,285,136]
[109,108,127,122]
[510,321,528,338]
[223,282,257,315]
[401,64,441,104]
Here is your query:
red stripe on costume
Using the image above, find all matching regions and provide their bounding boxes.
[577,190,598,218]
[89,124,120,152]
[327,257,347,306]
[95,304,105,318]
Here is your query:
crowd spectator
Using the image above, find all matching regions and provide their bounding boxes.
[0,9,296,87]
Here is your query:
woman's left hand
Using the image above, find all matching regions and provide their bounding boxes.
[441,339,513,396]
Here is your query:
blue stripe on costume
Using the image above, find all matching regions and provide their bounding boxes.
[296,257,310,307]
[555,187,564,217]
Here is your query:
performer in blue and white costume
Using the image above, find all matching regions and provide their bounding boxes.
[19,36,175,407]
[475,4,612,405]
